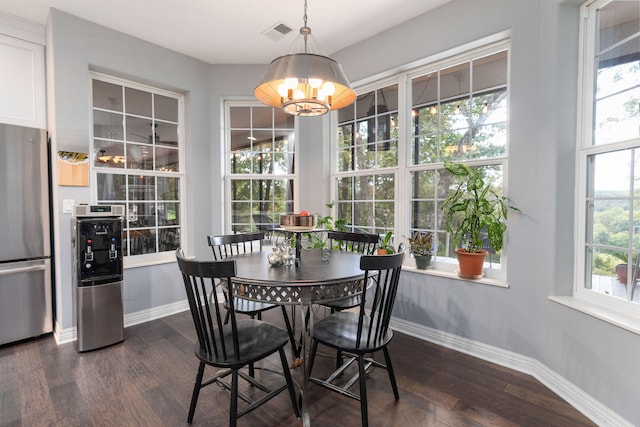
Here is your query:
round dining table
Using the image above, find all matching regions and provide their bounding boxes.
[229,248,366,427]
[231,248,365,305]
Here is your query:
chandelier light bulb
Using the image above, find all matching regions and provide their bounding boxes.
[309,78,322,88]
[322,81,336,96]
[284,78,298,89]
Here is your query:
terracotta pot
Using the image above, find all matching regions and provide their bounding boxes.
[616,264,628,284]
[455,248,488,279]
[615,263,639,285]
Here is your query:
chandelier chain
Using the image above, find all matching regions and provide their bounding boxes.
[303,0,308,28]
[302,0,309,53]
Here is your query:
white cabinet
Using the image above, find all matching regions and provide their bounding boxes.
[0,34,46,128]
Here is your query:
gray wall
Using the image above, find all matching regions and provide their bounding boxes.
[46,9,212,328]
[330,0,639,425]
[44,1,639,424]
[46,10,333,331]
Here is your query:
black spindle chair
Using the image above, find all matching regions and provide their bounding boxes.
[207,232,299,357]
[176,249,300,426]
[308,250,405,427]
[320,231,379,313]
[327,231,379,255]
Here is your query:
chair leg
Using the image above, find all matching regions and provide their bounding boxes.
[279,348,301,418]
[301,306,311,352]
[230,369,238,427]
[280,305,300,357]
[308,338,319,375]
[245,313,256,379]
[383,346,399,400]
[358,354,369,427]
[335,349,343,371]
[187,361,205,423]
[223,309,230,325]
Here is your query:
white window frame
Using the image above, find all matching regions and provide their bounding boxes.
[223,100,298,233]
[332,77,401,241]
[332,39,512,286]
[568,0,640,328]
[90,72,186,268]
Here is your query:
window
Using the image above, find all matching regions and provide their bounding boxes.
[334,41,510,281]
[409,49,509,278]
[225,102,296,233]
[91,73,184,262]
[336,84,398,236]
[576,0,640,307]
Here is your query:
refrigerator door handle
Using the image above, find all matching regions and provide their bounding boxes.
[0,264,47,276]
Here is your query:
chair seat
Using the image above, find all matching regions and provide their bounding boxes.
[313,311,393,354]
[195,319,289,367]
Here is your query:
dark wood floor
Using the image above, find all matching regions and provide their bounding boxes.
[0,308,596,427]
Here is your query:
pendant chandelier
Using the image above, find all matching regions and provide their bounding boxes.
[254,0,356,117]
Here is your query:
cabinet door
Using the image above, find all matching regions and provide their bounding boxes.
[0,34,45,128]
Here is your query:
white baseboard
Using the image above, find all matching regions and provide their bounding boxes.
[124,300,190,328]
[390,317,632,427]
[53,299,190,346]
[53,320,76,346]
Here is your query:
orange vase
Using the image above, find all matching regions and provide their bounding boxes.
[455,248,488,279]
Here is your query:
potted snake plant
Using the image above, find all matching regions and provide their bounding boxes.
[441,161,518,278]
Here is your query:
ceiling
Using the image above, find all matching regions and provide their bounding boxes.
[0,0,451,64]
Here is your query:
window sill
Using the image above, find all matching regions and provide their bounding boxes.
[124,252,176,269]
[401,265,509,288]
[549,295,640,336]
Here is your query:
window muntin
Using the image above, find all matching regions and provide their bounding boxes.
[227,104,296,233]
[91,75,183,259]
[579,0,640,306]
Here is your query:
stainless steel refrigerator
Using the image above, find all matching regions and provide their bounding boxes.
[0,123,53,346]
